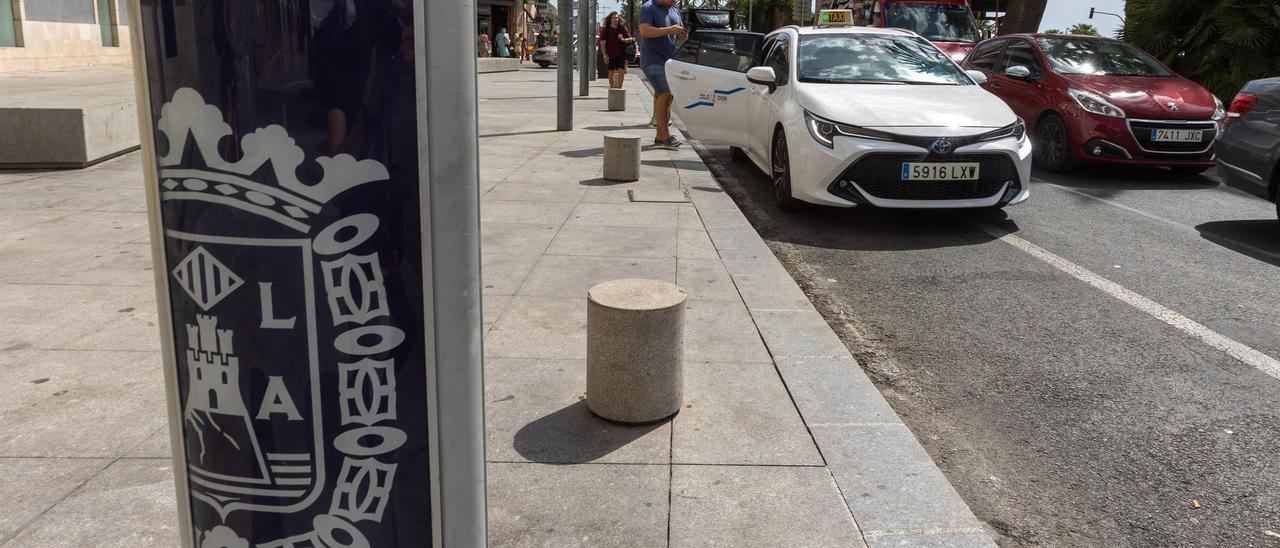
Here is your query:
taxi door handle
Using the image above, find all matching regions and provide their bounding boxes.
[671,71,695,80]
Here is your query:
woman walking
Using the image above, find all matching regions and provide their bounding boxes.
[597,11,635,89]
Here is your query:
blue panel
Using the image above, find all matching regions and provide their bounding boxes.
[0,0,16,48]
[136,0,432,544]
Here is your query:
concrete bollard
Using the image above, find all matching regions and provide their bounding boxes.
[586,279,686,424]
[602,134,641,182]
[608,88,627,111]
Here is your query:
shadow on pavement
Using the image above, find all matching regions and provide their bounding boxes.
[479,128,561,139]
[512,400,662,463]
[1034,166,1219,196]
[1195,220,1280,267]
[561,147,604,158]
[583,124,650,132]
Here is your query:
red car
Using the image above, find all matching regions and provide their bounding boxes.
[962,34,1226,173]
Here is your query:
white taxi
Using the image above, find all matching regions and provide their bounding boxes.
[666,11,1032,211]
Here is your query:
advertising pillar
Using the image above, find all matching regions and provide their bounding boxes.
[127,0,486,546]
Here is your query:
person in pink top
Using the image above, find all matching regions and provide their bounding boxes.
[597,11,636,89]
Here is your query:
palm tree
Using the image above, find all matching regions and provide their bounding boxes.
[1126,0,1280,101]
[1067,23,1100,36]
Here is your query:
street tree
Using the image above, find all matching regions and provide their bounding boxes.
[1067,23,1101,35]
[1126,0,1280,101]
[998,0,1048,34]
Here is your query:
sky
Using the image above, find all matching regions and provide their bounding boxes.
[1038,0,1125,36]
[551,0,1128,37]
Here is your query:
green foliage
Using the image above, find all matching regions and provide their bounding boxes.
[1043,28,1061,34]
[1067,23,1100,36]
[1126,0,1280,101]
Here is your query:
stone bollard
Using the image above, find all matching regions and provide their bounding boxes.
[608,88,627,111]
[586,279,686,424]
[602,134,641,182]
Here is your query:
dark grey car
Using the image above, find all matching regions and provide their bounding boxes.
[1216,77,1280,221]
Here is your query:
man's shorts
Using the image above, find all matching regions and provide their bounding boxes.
[642,63,670,96]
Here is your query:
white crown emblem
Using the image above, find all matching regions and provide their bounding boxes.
[155,88,390,232]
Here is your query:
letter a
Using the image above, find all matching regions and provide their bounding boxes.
[257,376,303,421]
[259,282,296,329]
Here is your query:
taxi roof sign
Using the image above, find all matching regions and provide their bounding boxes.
[816,9,854,27]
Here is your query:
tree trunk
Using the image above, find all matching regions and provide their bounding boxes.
[999,0,1048,35]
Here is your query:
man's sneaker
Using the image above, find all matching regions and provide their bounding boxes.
[653,136,683,149]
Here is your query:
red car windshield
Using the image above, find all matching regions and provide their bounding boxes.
[1036,37,1172,77]
[884,3,978,43]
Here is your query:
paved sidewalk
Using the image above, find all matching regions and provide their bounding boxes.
[477,68,995,547]
[0,65,992,547]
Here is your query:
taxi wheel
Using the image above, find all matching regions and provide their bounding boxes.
[771,131,803,212]
[1035,114,1075,173]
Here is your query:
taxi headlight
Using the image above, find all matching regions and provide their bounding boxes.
[805,111,893,148]
[977,118,1026,143]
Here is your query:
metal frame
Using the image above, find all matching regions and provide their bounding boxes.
[415,0,489,545]
[1124,118,1218,155]
[125,2,196,545]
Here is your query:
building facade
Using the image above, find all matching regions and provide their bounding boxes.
[0,0,132,71]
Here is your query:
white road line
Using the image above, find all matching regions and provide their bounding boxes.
[981,227,1280,381]
[1041,181,1280,263]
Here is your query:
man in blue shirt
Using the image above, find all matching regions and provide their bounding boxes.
[639,0,687,149]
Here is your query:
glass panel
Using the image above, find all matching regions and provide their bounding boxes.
[883,3,979,43]
[97,0,117,47]
[1036,37,1171,77]
[0,0,17,48]
[695,32,760,73]
[798,33,971,85]
[1003,42,1042,78]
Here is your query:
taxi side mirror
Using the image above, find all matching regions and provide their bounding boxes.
[965,70,988,86]
[747,66,778,91]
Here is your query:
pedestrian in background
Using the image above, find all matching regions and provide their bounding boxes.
[639,0,687,149]
[519,33,529,62]
[598,11,635,89]
[477,32,491,57]
[495,28,511,58]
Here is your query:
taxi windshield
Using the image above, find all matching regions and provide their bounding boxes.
[884,3,979,43]
[1036,37,1172,77]
[797,34,972,85]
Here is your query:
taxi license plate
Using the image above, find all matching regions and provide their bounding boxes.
[1151,129,1203,142]
[901,162,980,181]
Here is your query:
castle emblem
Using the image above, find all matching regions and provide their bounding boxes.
[156,88,408,547]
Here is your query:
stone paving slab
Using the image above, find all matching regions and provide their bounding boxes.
[487,462,668,548]
[669,465,865,547]
[1,458,178,548]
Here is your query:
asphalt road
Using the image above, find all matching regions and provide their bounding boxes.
[695,144,1280,547]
